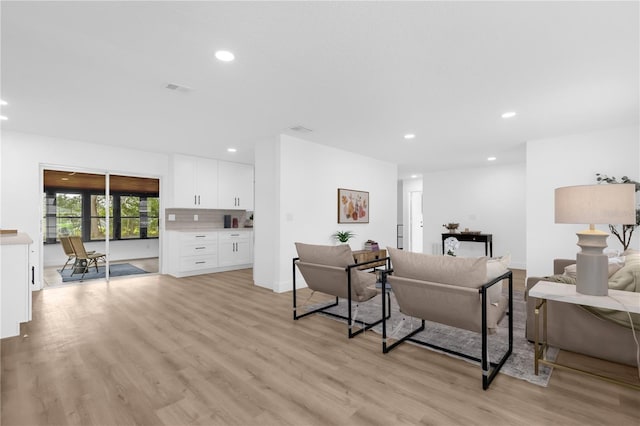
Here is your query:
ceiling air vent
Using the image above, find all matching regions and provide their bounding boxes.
[165,83,192,92]
[289,125,313,133]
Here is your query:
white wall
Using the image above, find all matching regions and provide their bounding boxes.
[422,163,526,268]
[0,131,169,288]
[253,137,280,290]
[526,125,639,278]
[254,134,398,293]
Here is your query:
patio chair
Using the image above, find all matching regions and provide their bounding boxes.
[68,236,106,280]
[59,236,76,272]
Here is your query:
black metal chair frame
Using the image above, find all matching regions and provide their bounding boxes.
[292,256,392,338]
[381,269,513,390]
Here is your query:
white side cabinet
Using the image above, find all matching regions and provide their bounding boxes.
[218,230,253,267]
[1,233,32,339]
[166,230,253,278]
[172,155,219,208]
[218,161,254,210]
[167,231,218,277]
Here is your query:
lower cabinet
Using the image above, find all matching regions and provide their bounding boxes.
[1,233,33,339]
[167,229,253,277]
[218,231,253,267]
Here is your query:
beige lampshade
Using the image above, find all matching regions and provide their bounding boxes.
[555,184,636,225]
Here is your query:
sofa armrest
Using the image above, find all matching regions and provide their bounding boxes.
[553,258,575,275]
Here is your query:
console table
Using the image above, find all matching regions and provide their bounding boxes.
[352,249,387,270]
[530,281,640,390]
[442,233,493,257]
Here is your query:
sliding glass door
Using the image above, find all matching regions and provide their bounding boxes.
[42,168,159,286]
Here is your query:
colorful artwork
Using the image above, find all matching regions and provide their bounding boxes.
[338,188,369,223]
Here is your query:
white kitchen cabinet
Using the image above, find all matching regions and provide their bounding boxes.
[1,233,32,339]
[166,230,253,277]
[172,155,218,208]
[166,231,218,277]
[218,161,254,210]
[218,230,253,267]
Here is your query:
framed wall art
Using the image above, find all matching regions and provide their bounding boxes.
[337,188,369,223]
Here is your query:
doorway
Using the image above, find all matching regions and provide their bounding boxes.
[410,191,423,252]
[42,169,160,286]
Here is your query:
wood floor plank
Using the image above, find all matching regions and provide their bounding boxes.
[2,268,639,425]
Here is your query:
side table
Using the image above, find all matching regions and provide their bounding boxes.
[529,281,640,390]
[352,249,387,270]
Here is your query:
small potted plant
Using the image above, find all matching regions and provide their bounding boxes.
[332,230,355,244]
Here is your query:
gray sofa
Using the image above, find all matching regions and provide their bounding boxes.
[525,259,638,366]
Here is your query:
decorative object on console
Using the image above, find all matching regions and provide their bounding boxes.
[332,230,355,244]
[338,188,369,223]
[595,173,640,251]
[364,239,379,251]
[443,237,460,256]
[555,184,636,296]
[443,223,459,232]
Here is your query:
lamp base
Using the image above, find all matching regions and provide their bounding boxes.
[575,229,608,296]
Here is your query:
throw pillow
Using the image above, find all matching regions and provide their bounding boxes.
[563,258,625,280]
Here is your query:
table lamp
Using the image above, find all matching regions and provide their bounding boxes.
[555,184,636,296]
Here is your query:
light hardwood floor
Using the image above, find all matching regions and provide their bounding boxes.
[1,268,639,425]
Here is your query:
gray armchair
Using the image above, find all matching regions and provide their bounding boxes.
[292,242,390,338]
[382,247,513,390]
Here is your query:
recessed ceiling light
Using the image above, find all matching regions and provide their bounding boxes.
[0,115,7,121]
[404,134,415,140]
[215,50,235,62]
[487,156,497,161]
[227,148,237,153]
[501,111,516,119]
[0,100,7,106]
[410,174,418,179]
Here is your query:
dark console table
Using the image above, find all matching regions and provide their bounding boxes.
[442,233,493,257]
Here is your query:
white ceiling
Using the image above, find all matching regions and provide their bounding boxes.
[1,1,638,178]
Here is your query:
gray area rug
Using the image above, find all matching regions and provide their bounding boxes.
[307,289,557,387]
[58,263,148,282]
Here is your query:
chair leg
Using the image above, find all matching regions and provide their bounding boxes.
[61,256,73,272]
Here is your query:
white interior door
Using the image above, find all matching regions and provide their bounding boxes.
[410,191,423,252]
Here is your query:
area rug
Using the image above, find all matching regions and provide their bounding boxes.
[58,263,148,282]
[307,289,557,387]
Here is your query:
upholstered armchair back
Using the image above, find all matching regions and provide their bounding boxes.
[295,242,377,302]
[387,247,508,334]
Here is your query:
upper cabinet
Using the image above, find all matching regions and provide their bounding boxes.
[218,161,254,210]
[172,155,219,208]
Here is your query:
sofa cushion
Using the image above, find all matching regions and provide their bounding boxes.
[387,247,487,288]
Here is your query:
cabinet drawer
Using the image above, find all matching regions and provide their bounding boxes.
[179,232,218,243]
[218,230,251,241]
[179,255,217,271]
[180,242,217,257]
